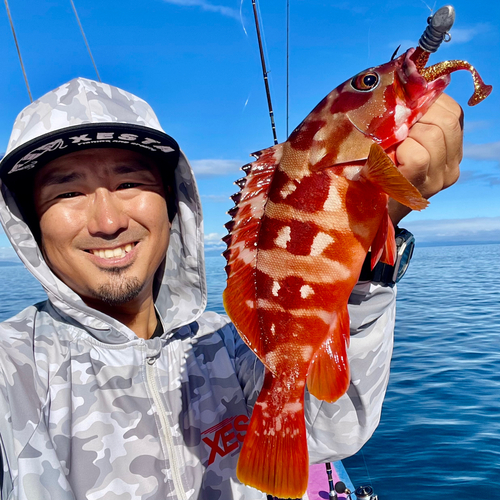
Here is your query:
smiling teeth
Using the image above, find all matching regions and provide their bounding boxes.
[92,244,134,259]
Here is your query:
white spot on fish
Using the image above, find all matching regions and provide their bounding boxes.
[245,300,255,309]
[284,402,302,413]
[395,123,409,141]
[309,146,327,166]
[270,323,276,335]
[300,284,314,298]
[310,232,334,256]
[323,183,342,211]
[272,281,281,296]
[302,346,314,361]
[280,181,297,198]
[342,166,362,181]
[395,104,411,127]
[274,226,291,249]
[313,126,329,142]
[275,417,282,431]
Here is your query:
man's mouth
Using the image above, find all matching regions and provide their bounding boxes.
[87,243,136,260]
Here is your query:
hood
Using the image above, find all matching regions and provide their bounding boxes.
[0,78,207,343]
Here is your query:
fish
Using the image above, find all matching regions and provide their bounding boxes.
[222,47,491,498]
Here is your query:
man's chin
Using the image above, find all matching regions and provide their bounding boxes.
[89,277,144,307]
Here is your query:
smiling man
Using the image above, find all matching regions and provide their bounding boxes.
[0,78,463,499]
[34,148,170,338]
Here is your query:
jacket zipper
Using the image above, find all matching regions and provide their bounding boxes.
[146,356,188,500]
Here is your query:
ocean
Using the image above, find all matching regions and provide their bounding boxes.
[0,243,499,498]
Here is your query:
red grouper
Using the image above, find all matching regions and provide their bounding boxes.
[222,46,491,498]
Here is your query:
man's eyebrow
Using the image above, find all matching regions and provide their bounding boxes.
[112,161,157,175]
[40,171,86,187]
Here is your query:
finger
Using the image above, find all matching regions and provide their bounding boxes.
[407,121,448,188]
[395,136,431,188]
[414,95,464,177]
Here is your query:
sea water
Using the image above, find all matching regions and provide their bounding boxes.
[0,243,499,498]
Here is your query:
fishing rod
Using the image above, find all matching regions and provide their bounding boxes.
[4,0,32,102]
[4,0,101,104]
[251,0,278,145]
[70,0,101,82]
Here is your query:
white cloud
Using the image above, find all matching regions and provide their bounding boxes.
[191,159,244,177]
[205,232,224,242]
[461,142,500,185]
[446,23,490,45]
[464,120,492,133]
[463,141,500,162]
[405,217,500,244]
[0,246,19,261]
[204,232,226,252]
[162,0,240,20]
[447,27,478,44]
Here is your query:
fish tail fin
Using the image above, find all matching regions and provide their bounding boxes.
[364,143,429,211]
[370,211,397,267]
[306,307,350,403]
[237,372,309,498]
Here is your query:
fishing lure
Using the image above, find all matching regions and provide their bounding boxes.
[222,39,491,499]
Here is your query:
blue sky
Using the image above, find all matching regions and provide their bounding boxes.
[0,0,499,258]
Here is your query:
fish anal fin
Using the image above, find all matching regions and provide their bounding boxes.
[237,371,309,498]
[380,215,396,265]
[370,212,396,268]
[364,143,429,211]
[306,308,350,403]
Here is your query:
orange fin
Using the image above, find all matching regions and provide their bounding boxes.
[237,371,309,498]
[223,144,283,372]
[306,307,350,403]
[363,143,429,211]
[370,212,396,268]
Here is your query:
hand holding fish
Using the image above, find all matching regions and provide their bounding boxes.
[389,93,464,225]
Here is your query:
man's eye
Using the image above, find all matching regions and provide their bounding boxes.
[118,182,140,190]
[56,192,81,199]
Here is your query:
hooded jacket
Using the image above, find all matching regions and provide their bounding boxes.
[0,78,395,500]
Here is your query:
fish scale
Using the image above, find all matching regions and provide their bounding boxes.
[222,46,491,498]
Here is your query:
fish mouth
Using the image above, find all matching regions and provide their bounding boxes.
[399,47,492,107]
[395,48,451,109]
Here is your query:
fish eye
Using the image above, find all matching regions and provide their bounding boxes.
[351,72,380,92]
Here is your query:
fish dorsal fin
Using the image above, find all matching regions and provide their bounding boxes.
[363,143,429,210]
[222,144,283,372]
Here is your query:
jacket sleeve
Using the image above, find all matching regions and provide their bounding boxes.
[230,281,396,463]
[305,282,396,463]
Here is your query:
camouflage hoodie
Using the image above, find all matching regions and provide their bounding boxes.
[0,78,395,500]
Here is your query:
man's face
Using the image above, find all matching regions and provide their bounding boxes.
[34,148,171,309]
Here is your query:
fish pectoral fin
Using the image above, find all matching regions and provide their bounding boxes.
[237,371,309,498]
[306,308,350,403]
[370,211,397,268]
[363,143,429,211]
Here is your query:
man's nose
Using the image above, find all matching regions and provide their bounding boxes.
[87,188,128,236]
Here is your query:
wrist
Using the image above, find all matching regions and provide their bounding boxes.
[358,228,415,286]
[388,198,412,226]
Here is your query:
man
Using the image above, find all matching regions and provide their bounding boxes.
[0,78,462,499]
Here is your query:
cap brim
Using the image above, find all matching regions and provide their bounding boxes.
[0,122,180,191]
